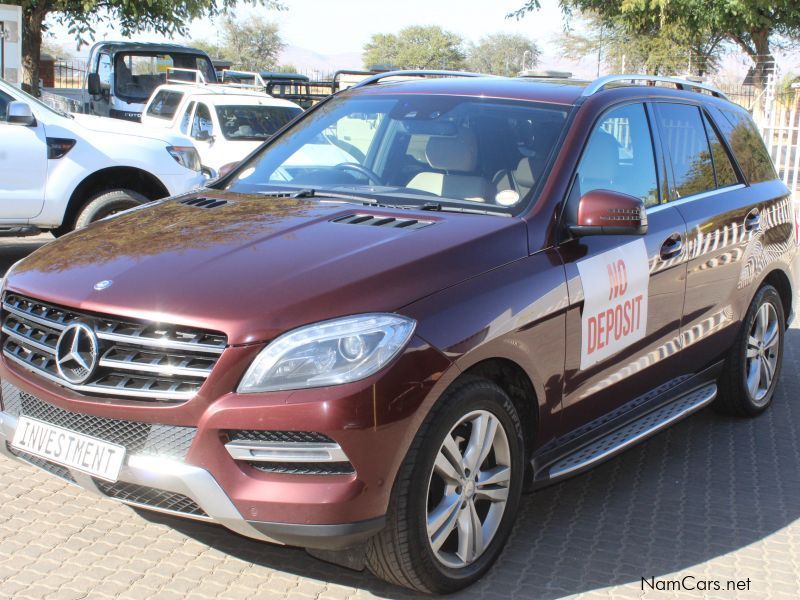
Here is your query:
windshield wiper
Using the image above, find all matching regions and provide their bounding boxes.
[256,188,380,204]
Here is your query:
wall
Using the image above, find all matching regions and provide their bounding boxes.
[0,3,22,86]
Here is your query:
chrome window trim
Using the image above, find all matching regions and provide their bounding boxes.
[647,183,745,214]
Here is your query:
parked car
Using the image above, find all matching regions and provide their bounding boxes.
[0,77,206,235]
[46,42,217,122]
[0,71,797,593]
[141,81,302,171]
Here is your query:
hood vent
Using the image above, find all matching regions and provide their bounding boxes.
[180,197,229,209]
[332,213,433,230]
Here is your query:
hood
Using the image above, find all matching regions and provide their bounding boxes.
[71,113,185,146]
[6,193,528,345]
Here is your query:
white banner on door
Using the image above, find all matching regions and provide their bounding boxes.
[578,238,649,370]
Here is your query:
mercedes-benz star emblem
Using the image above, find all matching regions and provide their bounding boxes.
[55,323,99,385]
[93,280,113,291]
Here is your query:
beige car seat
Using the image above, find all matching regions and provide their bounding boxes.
[406,129,491,203]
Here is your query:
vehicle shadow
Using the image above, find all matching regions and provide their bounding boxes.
[0,235,52,276]
[138,328,800,599]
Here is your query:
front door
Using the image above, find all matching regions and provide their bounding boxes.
[0,90,48,219]
[558,102,689,432]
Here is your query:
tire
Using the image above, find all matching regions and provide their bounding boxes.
[71,189,148,232]
[366,377,525,593]
[715,284,785,417]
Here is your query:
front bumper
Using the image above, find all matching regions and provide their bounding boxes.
[0,403,384,550]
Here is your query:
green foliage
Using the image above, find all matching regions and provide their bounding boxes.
[363,26,466,70]
[219,16,284,71]
[467,33,540,75]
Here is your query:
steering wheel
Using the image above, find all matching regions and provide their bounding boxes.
[334,163,384,186]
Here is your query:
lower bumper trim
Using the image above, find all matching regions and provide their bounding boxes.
[247,515,386,550]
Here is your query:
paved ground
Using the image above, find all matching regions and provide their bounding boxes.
[0,235,799,599]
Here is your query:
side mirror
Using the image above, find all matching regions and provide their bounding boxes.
[568,189,648,237]
[195,129,213,142]
[218,161,239,178]
[200,165,218,179]
[6,102,36,126]
[87,72,101,96]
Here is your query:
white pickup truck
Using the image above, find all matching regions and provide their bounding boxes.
[0,77,207,236]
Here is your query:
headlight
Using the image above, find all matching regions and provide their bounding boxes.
[166,145,202,171]
[237,314,416,393]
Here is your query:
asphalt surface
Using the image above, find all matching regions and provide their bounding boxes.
[0,234,798,599]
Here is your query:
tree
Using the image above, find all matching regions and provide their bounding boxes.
[467,33,540,76]
[558,11,725,77]
[219,16,284,71]
[363,26,466,70]
[6,1,281,93]
[511,1,800,90]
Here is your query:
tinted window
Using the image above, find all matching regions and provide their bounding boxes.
[146,90,184,120]
[180,101,196,134]
[0,89,11,122]
[656,104,716,198]
[216,105,302,140]
[702,113,738,188]
[191,103,213,139]
[575,103,659,207]
[718,109,777,184]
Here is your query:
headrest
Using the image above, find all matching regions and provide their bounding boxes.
[425,129,478,172]
[514,157,537,189]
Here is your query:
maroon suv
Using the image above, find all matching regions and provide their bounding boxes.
[0,72,797,593]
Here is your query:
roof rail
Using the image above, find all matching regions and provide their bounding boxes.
[166,68,207,85]
[582,74,729,100]
[221,70,267,89]
[351,69,495,89]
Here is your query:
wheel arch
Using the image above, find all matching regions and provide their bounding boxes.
[757,267,793,327]
[62,167,169,228]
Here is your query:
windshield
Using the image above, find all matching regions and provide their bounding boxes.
[216,104,302,141]
[224,94,568,213]
[114,52,216,103]
[0,79,72,119]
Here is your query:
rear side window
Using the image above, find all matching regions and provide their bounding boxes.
[146,90,184,120]
[702,113,738,188]
[575,103,659,207]
[655,104,716,198]
[718,109,777,184]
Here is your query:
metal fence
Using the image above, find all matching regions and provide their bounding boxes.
[53,58,86,89]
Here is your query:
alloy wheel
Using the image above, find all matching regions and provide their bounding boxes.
[425,409,512,569]
[746,301,780,404]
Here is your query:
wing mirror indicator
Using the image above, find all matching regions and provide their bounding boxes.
[569,189,648,237]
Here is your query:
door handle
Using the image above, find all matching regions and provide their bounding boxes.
[745,208,762,232]
[660,233,683,260]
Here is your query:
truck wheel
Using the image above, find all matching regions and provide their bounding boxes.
[715,284,785,417]
[69,189,148,232]
[366,378,524,593]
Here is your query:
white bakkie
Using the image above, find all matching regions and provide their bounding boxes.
[0,78,207,236]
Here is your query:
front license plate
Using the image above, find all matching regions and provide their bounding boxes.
[11,416,126,482]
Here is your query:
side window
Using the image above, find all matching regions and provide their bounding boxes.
[655,104,715,198]
[702,113,738,188]
[575,103,659,207]
[718,109,777,184]
[97,53,112,88]
[146,90,183,120]
[0,89,12,122]
[191,103,213,139]
[180,101,196,135]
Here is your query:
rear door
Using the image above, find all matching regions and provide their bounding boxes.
[558,102,689,431]
[652,102,789,369]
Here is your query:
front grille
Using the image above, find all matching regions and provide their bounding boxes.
[1,293,227,402]
[2,383,196,460]
[6,442,76,483]
[93,480,207,517]
[228,430,336,444]
[250,462,355,475]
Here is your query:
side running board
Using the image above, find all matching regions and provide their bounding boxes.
[546,383,717,480]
